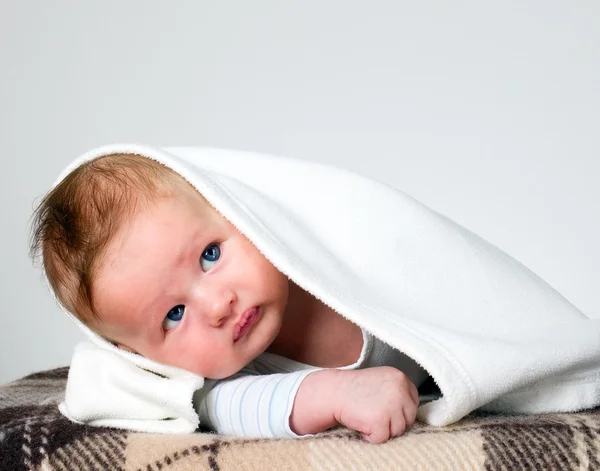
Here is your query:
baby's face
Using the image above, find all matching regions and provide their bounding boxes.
[93,184,289,379]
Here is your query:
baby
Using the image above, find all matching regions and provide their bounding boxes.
[31,153,428,443]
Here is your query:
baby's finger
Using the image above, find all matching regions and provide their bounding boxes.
[362,422,391,444]
[389,413,407,438]
[408,381,419,406]
[403,400,418,427]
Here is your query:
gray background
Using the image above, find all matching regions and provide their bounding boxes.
[1,1,598,384]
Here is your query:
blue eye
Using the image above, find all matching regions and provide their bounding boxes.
[200,243,221,271]
[163,305,184,331]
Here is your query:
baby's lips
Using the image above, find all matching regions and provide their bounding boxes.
[233,306,260,342]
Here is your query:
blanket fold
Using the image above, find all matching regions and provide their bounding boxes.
[55,144,600,433]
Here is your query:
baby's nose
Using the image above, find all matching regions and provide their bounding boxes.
[202,285,236,327]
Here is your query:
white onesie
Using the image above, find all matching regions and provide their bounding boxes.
[195,329,429,438]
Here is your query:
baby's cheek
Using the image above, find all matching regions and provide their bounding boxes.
[185,344,230,379]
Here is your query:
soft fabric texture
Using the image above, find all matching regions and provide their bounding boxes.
[54,144,600,434]
[4,367,600,470]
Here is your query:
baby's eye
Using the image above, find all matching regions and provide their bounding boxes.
[200,243,221,272]
[163,305,185,331]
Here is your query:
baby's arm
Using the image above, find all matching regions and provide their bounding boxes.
[290,367,419,443]
[198,366,418,443]
[197,368,316,438]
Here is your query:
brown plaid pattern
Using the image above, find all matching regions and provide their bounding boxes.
[1,368,599,470]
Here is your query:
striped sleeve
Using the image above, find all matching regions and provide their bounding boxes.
[197,369,316,438]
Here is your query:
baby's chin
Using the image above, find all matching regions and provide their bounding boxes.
[192,353,265,380]
[198,360,253,380]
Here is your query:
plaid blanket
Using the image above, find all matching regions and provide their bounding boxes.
[1,368,599,470]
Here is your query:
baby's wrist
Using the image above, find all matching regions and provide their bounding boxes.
[289,369,342,435]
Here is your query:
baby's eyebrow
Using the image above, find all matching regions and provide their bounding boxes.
[138,290,165,332]
[148,226,205,328]
[174,227,204,268]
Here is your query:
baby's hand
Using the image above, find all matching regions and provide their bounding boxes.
[290,367,419,443]
[334,367,419,443]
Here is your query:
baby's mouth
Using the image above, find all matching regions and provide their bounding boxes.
[233,307,260,342]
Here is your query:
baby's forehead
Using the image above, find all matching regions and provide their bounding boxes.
[168,178,211,208]
[101,181,234,268]
[171,185,228,226]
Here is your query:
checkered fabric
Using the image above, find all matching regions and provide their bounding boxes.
[1,368,599,470]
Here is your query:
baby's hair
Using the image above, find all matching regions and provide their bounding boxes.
[29,153,186,328]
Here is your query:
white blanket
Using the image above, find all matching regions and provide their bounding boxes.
[56,144,600,434]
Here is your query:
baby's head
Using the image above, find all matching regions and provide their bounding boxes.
[30,154,289,379]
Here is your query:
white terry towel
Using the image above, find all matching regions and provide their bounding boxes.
[54,144,600,433]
